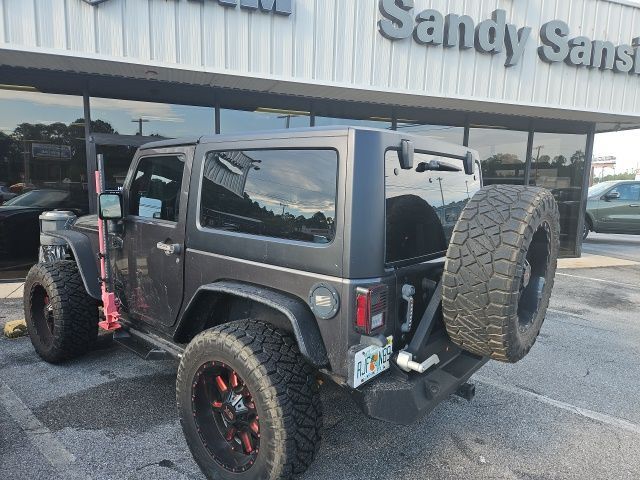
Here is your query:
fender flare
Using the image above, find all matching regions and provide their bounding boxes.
[177,281,329,368]
[46,230,101,300]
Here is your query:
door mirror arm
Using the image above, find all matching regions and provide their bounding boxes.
[108,219,124,235]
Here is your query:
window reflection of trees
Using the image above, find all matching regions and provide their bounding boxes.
[481,153,525,185]
[200,150,337,244]
[0,119,116,195]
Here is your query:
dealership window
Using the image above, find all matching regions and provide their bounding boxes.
[90,98,215,137]
[468,128,528,185]
[529,132,588,255]
[314,116,392,130]
[396,123,464,144]
[200,149,337,243]
[89,98,213,190]
[220,108,310,133]
[0,87,88,279]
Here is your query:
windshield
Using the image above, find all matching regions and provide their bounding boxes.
[588,181,616,198]
[385,150,481,264]
[4,190,69,208]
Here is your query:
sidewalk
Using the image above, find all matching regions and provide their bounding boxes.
[0,282,24,300]
[557,253,639,269]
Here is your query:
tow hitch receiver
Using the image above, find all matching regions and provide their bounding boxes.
[455,383,476,402]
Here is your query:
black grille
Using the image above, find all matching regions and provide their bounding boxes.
[370,285,388,314]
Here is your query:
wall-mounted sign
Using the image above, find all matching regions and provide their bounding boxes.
[83,0,292,16]
[32,143,72,159]
[378,0,640,75]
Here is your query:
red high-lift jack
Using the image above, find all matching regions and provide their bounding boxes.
[95,153,122,332]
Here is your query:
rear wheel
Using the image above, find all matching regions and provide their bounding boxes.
[442,185,560,363]
[24,261,99,363]
[176,320,322,480]
[582,217,591,240]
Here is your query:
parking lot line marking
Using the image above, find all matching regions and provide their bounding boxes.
[0,381,91,480]
[556,272,640,289]
[474,376,640,436]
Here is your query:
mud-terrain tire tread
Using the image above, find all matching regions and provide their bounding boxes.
[442,185,560,363]
[23,260,98,363]
[176,320,322,480]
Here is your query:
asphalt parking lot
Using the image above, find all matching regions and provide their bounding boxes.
[1,233,639,480]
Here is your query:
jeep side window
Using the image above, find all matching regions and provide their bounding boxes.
[199,149,337,243]
[129,155,185,221]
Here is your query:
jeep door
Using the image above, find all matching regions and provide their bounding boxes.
[116,146,193,328]
[597,182,640,233]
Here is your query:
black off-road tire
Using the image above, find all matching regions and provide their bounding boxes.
[442,185,560,363]
[176,320,322,480]
[24,260,99,363]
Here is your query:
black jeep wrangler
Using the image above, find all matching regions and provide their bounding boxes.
[24,127,560,480]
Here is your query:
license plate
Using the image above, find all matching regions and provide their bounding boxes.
[349,336,393,388]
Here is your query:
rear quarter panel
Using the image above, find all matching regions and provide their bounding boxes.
[180,133,351,374]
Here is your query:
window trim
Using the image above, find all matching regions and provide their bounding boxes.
[125,152,186,225]
[196,147,340,246]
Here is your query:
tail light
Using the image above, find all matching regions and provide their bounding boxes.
[355,285,388,334]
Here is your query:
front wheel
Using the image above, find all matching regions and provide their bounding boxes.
[176,321,322,480]
[24,261,99,363]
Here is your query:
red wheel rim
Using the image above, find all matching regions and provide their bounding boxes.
[191,361,260,473]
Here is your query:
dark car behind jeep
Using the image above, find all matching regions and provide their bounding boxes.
[24,127,560,480]
[0,187,89,265]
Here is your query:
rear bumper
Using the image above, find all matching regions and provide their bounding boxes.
[350,348,488,425]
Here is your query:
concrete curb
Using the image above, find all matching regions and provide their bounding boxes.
[3,320,27,339]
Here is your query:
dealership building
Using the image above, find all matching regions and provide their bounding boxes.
[1,0,640,278]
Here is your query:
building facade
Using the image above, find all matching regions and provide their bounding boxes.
[1,0,640,278]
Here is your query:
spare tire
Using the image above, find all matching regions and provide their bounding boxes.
[442,185,560,363]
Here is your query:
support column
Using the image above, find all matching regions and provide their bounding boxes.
[83,88,96,214]
[575,126,596,257]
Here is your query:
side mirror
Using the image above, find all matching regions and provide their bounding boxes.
[604,191,620,200]
[99,192,123,220]
[464,151,475,175]
[400,139,414,170]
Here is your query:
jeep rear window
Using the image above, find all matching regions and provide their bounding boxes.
[200,149,337,243]
[385,150,481,264]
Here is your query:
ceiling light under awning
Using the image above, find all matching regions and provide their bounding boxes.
[254,107,310,116]
[0,84,39,92]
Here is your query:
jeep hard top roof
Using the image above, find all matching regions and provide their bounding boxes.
[138,127,477,161]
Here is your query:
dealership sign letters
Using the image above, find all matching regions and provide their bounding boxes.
[82,0,292,16]
[378,0,640,75]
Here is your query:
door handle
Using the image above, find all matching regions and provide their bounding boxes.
[156,241,182,256]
